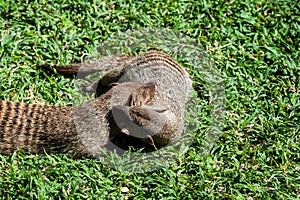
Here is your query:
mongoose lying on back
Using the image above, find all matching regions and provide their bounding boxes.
[0,50,192,157]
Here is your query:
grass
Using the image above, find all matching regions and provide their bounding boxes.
[0,0,299,199]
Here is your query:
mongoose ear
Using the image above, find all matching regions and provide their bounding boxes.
[111,105,179,147]
[129,82,157,107]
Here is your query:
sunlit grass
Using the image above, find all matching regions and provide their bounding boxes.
[0,0,299,199]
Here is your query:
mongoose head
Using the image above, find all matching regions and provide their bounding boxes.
[111,105,179,148]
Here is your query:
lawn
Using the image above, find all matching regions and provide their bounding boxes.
[0,0,299,199]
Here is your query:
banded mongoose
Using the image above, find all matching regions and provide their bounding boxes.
[0,50,192,157]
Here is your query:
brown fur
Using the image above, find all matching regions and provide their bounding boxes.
[0,50,192,157]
